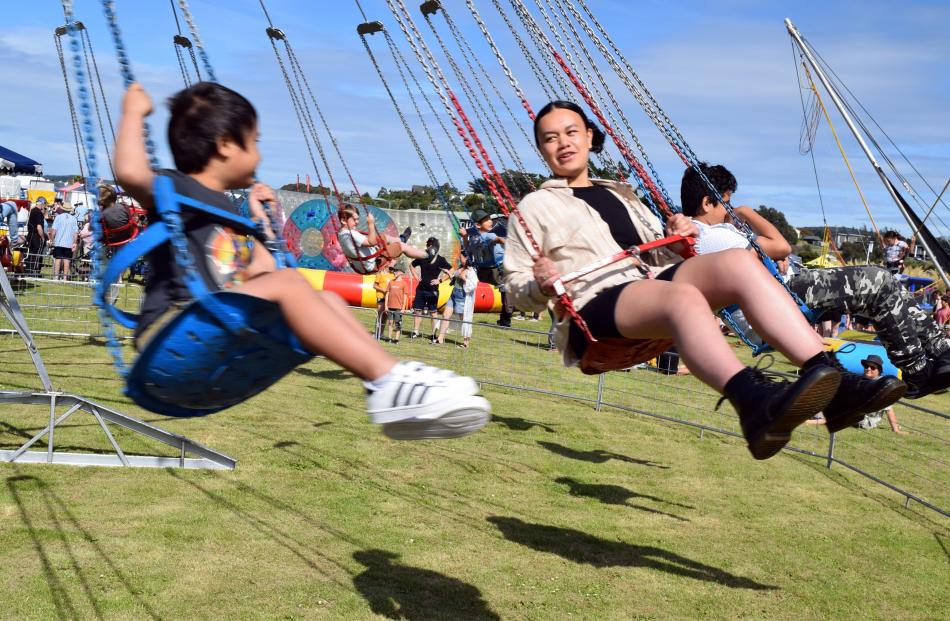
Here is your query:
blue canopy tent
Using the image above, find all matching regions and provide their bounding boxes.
[0,145,42,175]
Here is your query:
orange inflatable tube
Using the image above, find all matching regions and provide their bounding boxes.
[297,268,503,313]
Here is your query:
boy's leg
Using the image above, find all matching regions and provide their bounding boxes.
[787,266,934,372]
[236,269,490,438]
[238,270,395,380]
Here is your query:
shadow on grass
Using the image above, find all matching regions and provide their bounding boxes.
[352,549,500,621]
[537,440,669,468]
[554,477,692,521]
[487,516,776,590]
[6,474,163,620]
[491,414,556,433]
[295,367,353,381]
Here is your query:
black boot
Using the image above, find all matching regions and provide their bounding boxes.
[399,227,412,243]
[723,365,840,460]
[904,349,950,399]
[803,352,906,432]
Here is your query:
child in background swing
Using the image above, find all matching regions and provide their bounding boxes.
[114,81,490,438]
[505,101,904,460]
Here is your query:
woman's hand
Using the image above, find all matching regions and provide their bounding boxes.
[666,214,699,238]
[365,213,375,226]
[533,256,560,296]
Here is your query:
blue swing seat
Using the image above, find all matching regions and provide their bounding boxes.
[98,176,313,417]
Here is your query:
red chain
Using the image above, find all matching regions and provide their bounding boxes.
[549,49,675,219]
[446,88,596,341]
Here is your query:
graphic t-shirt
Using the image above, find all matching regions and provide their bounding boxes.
[136,169,254,338]
[386,279,409,310]
[411,254,451,292]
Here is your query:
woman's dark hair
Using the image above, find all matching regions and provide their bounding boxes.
[533,100,606,154]
[167,82,257,174]
[680,162,738,217]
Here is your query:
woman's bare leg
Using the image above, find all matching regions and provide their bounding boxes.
[438,305,454,343]
[612,279,744,391]
[670,250,826,365]
[237,269,396,380]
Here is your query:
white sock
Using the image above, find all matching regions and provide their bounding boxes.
[362,362,406,392]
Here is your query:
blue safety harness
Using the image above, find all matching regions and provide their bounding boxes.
[96,176,312,417]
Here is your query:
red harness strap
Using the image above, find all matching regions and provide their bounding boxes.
[550,235,697,375]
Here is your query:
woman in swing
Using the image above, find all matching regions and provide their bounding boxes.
[505,101,905,460]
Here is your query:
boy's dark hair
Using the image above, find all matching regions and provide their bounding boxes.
[534,100,606,154]
[883,230,900,240]
[167,82,257,174]
[680,162,738,217]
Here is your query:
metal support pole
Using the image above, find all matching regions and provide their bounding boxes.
[786,18,950,289]
[826,432,836,469]
[595,374,605,411]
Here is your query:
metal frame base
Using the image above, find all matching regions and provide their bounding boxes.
[0,266,235,470]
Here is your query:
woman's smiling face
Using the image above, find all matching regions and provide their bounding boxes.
[536,107,592,185]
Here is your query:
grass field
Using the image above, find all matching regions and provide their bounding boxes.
[0,293,948,619]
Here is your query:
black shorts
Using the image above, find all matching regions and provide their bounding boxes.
[568,263,682,358]
[412,289,439,313]
[52,246,74,260]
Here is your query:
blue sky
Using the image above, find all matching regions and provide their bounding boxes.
[3,1,948,234]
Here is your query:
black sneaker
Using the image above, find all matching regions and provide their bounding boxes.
[904,350,950,399]
[400,227,412,243]
[723,365,841,460]
[409,333,420,339]
[811,352,906,432]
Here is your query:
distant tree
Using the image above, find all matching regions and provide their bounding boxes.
[756,205,798,245]
[468,170,546,201]
[279,183,330,195]
[793,241,819,263]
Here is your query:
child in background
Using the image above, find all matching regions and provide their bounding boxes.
[385,267,410,344]
[114,81,489,438]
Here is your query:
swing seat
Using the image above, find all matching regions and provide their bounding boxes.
[126,292,313,417]
[98,175,310,417]
[578,337,674,375]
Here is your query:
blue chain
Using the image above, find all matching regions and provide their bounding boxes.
[63,3,128,376]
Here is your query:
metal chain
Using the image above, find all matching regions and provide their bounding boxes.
[267,35,339,228]
[437,5,544,173]
[62,2,126,376]
[173,42,191,86]
[549,0,674,211]
[497,0,615,177]
[463,0,534,118]
[508,0,673,218]
[486,0,558,101]
[78,27,115,180]
[562,0,810,312]
[383,31,477,183]
[379,32,458,193]
[360,32,459,235]
[421,12,525,183]
[54,32,88,180]
[385,0,514,213]
[283,39,372,212]
[176,0,216,82]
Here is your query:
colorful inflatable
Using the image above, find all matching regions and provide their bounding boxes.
[824,334,900,377]
[283,197,400,271]
[298,268,502,313]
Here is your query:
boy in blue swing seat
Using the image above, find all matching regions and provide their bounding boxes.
[114,81,490,438]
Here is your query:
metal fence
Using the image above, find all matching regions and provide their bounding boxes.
[1,267,945,517]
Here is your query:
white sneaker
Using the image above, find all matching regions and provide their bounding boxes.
[366,361,491,440]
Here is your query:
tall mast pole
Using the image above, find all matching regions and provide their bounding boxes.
[786,18,950,289]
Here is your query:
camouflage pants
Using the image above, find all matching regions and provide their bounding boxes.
[789,265,949,372]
